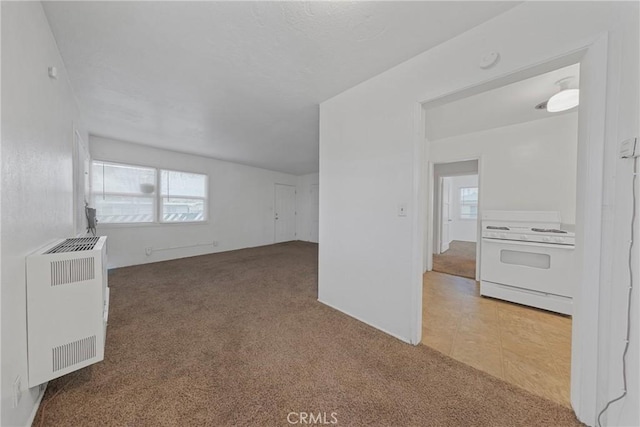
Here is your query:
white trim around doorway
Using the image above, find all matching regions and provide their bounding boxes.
[410,33,609,426]
[425,158,482,281]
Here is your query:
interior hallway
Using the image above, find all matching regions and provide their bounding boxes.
[432,240,476,279]
[422,271,572,408]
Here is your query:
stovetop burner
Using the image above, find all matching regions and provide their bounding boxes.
[481,211,575,246]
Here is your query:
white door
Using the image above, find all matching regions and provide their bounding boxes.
[310,184,319,243]
[274,184,296,243]
[440,178,452,253]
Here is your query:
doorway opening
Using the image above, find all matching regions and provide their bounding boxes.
[432,161,479,280]
[274,183,297,243]
[310,183,319,243]
[420,62,581,408]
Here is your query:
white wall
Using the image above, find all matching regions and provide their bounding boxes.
[1,2,88,425]
[319,2,638,425]
[296,173,319,243]
[448,175,478,243]
[90,136,302,268]
[596,4,639,425]
[432,113,578,225]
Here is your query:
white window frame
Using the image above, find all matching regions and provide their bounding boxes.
[459,186,478,220]
[91,160,208,226]
[91,160,158,225]
[159,168,208,224]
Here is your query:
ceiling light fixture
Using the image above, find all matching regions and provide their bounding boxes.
[546,77,579,112]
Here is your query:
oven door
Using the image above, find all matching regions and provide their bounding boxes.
[480,238,575,297]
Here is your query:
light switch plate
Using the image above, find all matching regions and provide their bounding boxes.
[620,137,638,158]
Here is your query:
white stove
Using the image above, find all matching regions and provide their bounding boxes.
[480,211,575,315]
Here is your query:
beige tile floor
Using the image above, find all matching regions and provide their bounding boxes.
[422,271,572,407]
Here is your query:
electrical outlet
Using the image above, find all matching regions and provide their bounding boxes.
[398,203,408,217]
[12,376,22,408]
[212,240,219,247]
[145,247,153,256]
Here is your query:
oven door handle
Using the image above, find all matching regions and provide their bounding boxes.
[481,238,575,250]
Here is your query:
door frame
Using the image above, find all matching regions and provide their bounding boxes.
[439,176,451,253]
[410,34,609,425]
[310,183,320,243]
[427,160,481,280]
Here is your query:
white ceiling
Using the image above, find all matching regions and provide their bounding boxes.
[43,1,520,175]
[425,63,581,141]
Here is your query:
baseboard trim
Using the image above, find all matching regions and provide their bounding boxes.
[26,382,47,427]
[317,298,414,345]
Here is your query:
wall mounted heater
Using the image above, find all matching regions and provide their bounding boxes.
[26,236,109,387]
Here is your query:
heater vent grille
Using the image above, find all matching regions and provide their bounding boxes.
[50,257,95,286]
[45,237,100,254]
[52,336,96,372]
